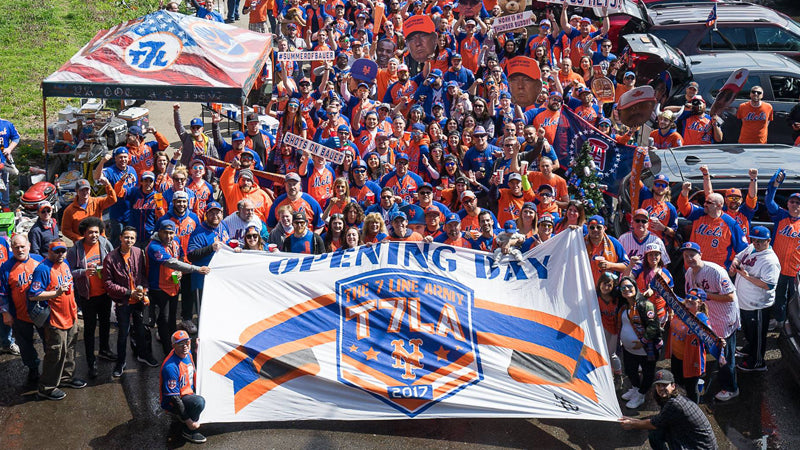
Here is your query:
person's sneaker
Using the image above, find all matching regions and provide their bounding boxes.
[715,389,740,402]
[88,362,99,379]
[38,388,67,401]
[112,363,126,378]
[737,361,767,372]
[138,355,160,367]
[768,319,781,331]
[735,349,749,359]
[621,387,638,401]
[182,430,207,444]
[182,319,198,334]
[625,391,646,409]
[62,378,88,389]
[1,343,20,355]
[98,350,118,361]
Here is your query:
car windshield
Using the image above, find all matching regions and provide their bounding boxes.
[784,17,800,39]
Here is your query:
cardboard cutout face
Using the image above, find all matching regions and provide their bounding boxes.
[618,86,657,127]
[404,16,437,63]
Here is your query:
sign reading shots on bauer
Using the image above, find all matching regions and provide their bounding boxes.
[283,132,346,164]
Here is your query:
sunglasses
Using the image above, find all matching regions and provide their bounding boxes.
[685,296,701,302]
[751,91,763,95]
[539,192,553,197]
[381,195,393,200]
[330,213,344,220]
[550,98,563,103]
[463,197,476,203]
[620,284,635,291]
[588,225,603,230]
[633,218,649,224]
[192,165,205,170]
[654,182,668,188]
[419,190,433,195]
[445,162,456,167]
[245,234,259,239]
[173,177,187,182]
[726,195,742,200]
[54,249,67,254]
[293,220,306,224]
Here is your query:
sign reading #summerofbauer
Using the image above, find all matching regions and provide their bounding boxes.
[276,51,336,62]
[536,0,625,13]
[493,11,535,33]
[196,230,622,423]
[282,132,346,164]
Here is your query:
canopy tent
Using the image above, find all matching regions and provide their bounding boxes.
[42,10,272,104]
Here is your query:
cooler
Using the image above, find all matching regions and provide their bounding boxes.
[105,117,129,147]
[0,212,14,236]
[118,107,150,130]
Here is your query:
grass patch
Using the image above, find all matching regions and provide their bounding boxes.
[0,0,159,166]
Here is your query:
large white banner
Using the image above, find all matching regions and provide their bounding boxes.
[197,230,622,423]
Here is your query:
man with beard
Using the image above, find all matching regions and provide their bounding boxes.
[93,147,138,246]
[700,165,758,238]
[403,15,437,65]
[620,369,717,449]
[492,167,536,225]
[375,56,399,101]
[523,92,565,150]
[675,95,724,145]
[384,64,418,116]
[115,171,164,247]
[443,53,475,91]
[349,160,381,208]
[650,110,683,149]
[570,87,602,126]
[172,104,219,168]
[380,153,424,204]
[220,161,273,222]
[462,126,499,186]
[433,213,472,248]
[374,38,398,69]
[506,56,543,111]
[466,210,497,251]
[314,97,350,141]
[737,85,773,144]
[413,69,447,118]
[457,190,500,236]
[267,173,326,232]
[243,113,276,163]
[520,125,559,171]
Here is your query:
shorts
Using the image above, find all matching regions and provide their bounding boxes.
[249,22,267,34]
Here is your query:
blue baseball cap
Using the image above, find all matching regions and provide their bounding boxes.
[231,131,245,141]
[159,222,176,232]
[503,220,518,233]
[401,204,426,225]
[395,152,409,162]
[430,69,443,78]
[686,288,708,302]
[127,125,144,137]
[206,201,223,212]
[587,215,605,226]
[418,182,433,192]
[112,146,129,156]
[749,226,771,241]
[654,174,670,183]
[624,71,636,78]
[412,123,426,132]
[190,118,203,127]
[353,159,367,169]
[680,242,702,253]
[522,202,536,212]
[337,124,351,133]
[391,211,408,222]
[598,118,612,127]
[446,213,460,225]
[451,53,462,60]
[499,91,511,99]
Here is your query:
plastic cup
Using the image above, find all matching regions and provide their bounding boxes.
[229,239,240,249]
[171,271,180,284]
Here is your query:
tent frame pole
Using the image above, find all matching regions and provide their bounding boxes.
[43,96,49,178]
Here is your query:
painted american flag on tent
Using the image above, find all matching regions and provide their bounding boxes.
[44,11,271,91]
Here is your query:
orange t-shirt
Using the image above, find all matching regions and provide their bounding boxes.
[84,242,106,297]
[526,171,568,201]
[736,102,773,144]
[375,68,398,103]
[532,109,562,145]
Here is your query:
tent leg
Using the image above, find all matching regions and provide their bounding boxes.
[43,97,49,179]
[240,102,245,132]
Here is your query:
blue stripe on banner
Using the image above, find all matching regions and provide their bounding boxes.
[573,357,598,383]
[240,303,340,361]
[473,308,585,363]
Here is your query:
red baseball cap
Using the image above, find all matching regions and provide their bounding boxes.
[507,56,541,81]
[403,15,435,38]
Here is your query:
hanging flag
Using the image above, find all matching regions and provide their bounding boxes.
[196,231,622,423]
[706,4,717,29]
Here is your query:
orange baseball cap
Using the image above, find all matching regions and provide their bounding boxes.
[725,188,742,197]
[507,56,541,80]
[403,15,435,38]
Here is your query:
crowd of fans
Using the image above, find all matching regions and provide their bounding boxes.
[1,0,800,445]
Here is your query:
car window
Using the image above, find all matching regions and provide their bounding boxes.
[754,26,800,51]
[770,75,800,102]
[650,29,690,48]
[698,27,755,51]
[708,75,763,100]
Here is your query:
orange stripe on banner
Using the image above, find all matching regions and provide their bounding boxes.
[474,298,585,342]
[507,366,599,402]
[341,370,429,412]
[413,352,475,386]
[581,344,609,369]
[477,332,578,374]
[434,370,480,398]
[341,354,402,387]
[233,362,320,413]
[239,294,336,343]
[251,330,336,372]
[210,345,250,376]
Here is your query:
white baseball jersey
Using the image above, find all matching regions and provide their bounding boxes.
[734,245,781,311]
[223,213,263,241]
[685,261,739,337]
[618,231,670,264]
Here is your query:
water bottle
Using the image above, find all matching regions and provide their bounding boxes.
[696,378,705,396]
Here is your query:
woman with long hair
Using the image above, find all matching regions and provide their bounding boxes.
[460,113,477,133]
[666,288,710,403]
[427,121,446,149]
[407,105,425,130]
[431,33,453,74]
[442,176,468,214]
[444,118,460,136]
[322,178,353,221]
[532,45,549,68]
[342,201,365,229]
[617,276,662,409]
[152,151,174,193]
[577,55,593,84]
[632,243,674,326]
[472,98,495,139]
[341,226,364,250]
[436,154,465,192]
[554,200,586,234]
[597,271,623,376]
[445,131,467,162]
[516,202,538,237]
[323,213,346,252]
[361,213,388,244]
[364,151,385,182]
[420,143,445,185]
[242,225,266,251]
[273,97,308,144]
[460,127,475,148]
[334,148,355,180]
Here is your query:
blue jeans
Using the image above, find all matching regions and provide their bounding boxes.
[165,394,205,432]
[771,274,796,323]
[717,332,737,393]
[226,0,240,20]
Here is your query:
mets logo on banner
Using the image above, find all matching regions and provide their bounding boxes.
[189,23,246,57]
[125,32,183,72]
[586,137,609,171]
[336,269,482,416]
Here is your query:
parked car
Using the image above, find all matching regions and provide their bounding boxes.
[647,2,800,64]
[613,143,800,295]
[780,275,800,387]
[619,33,799,144]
